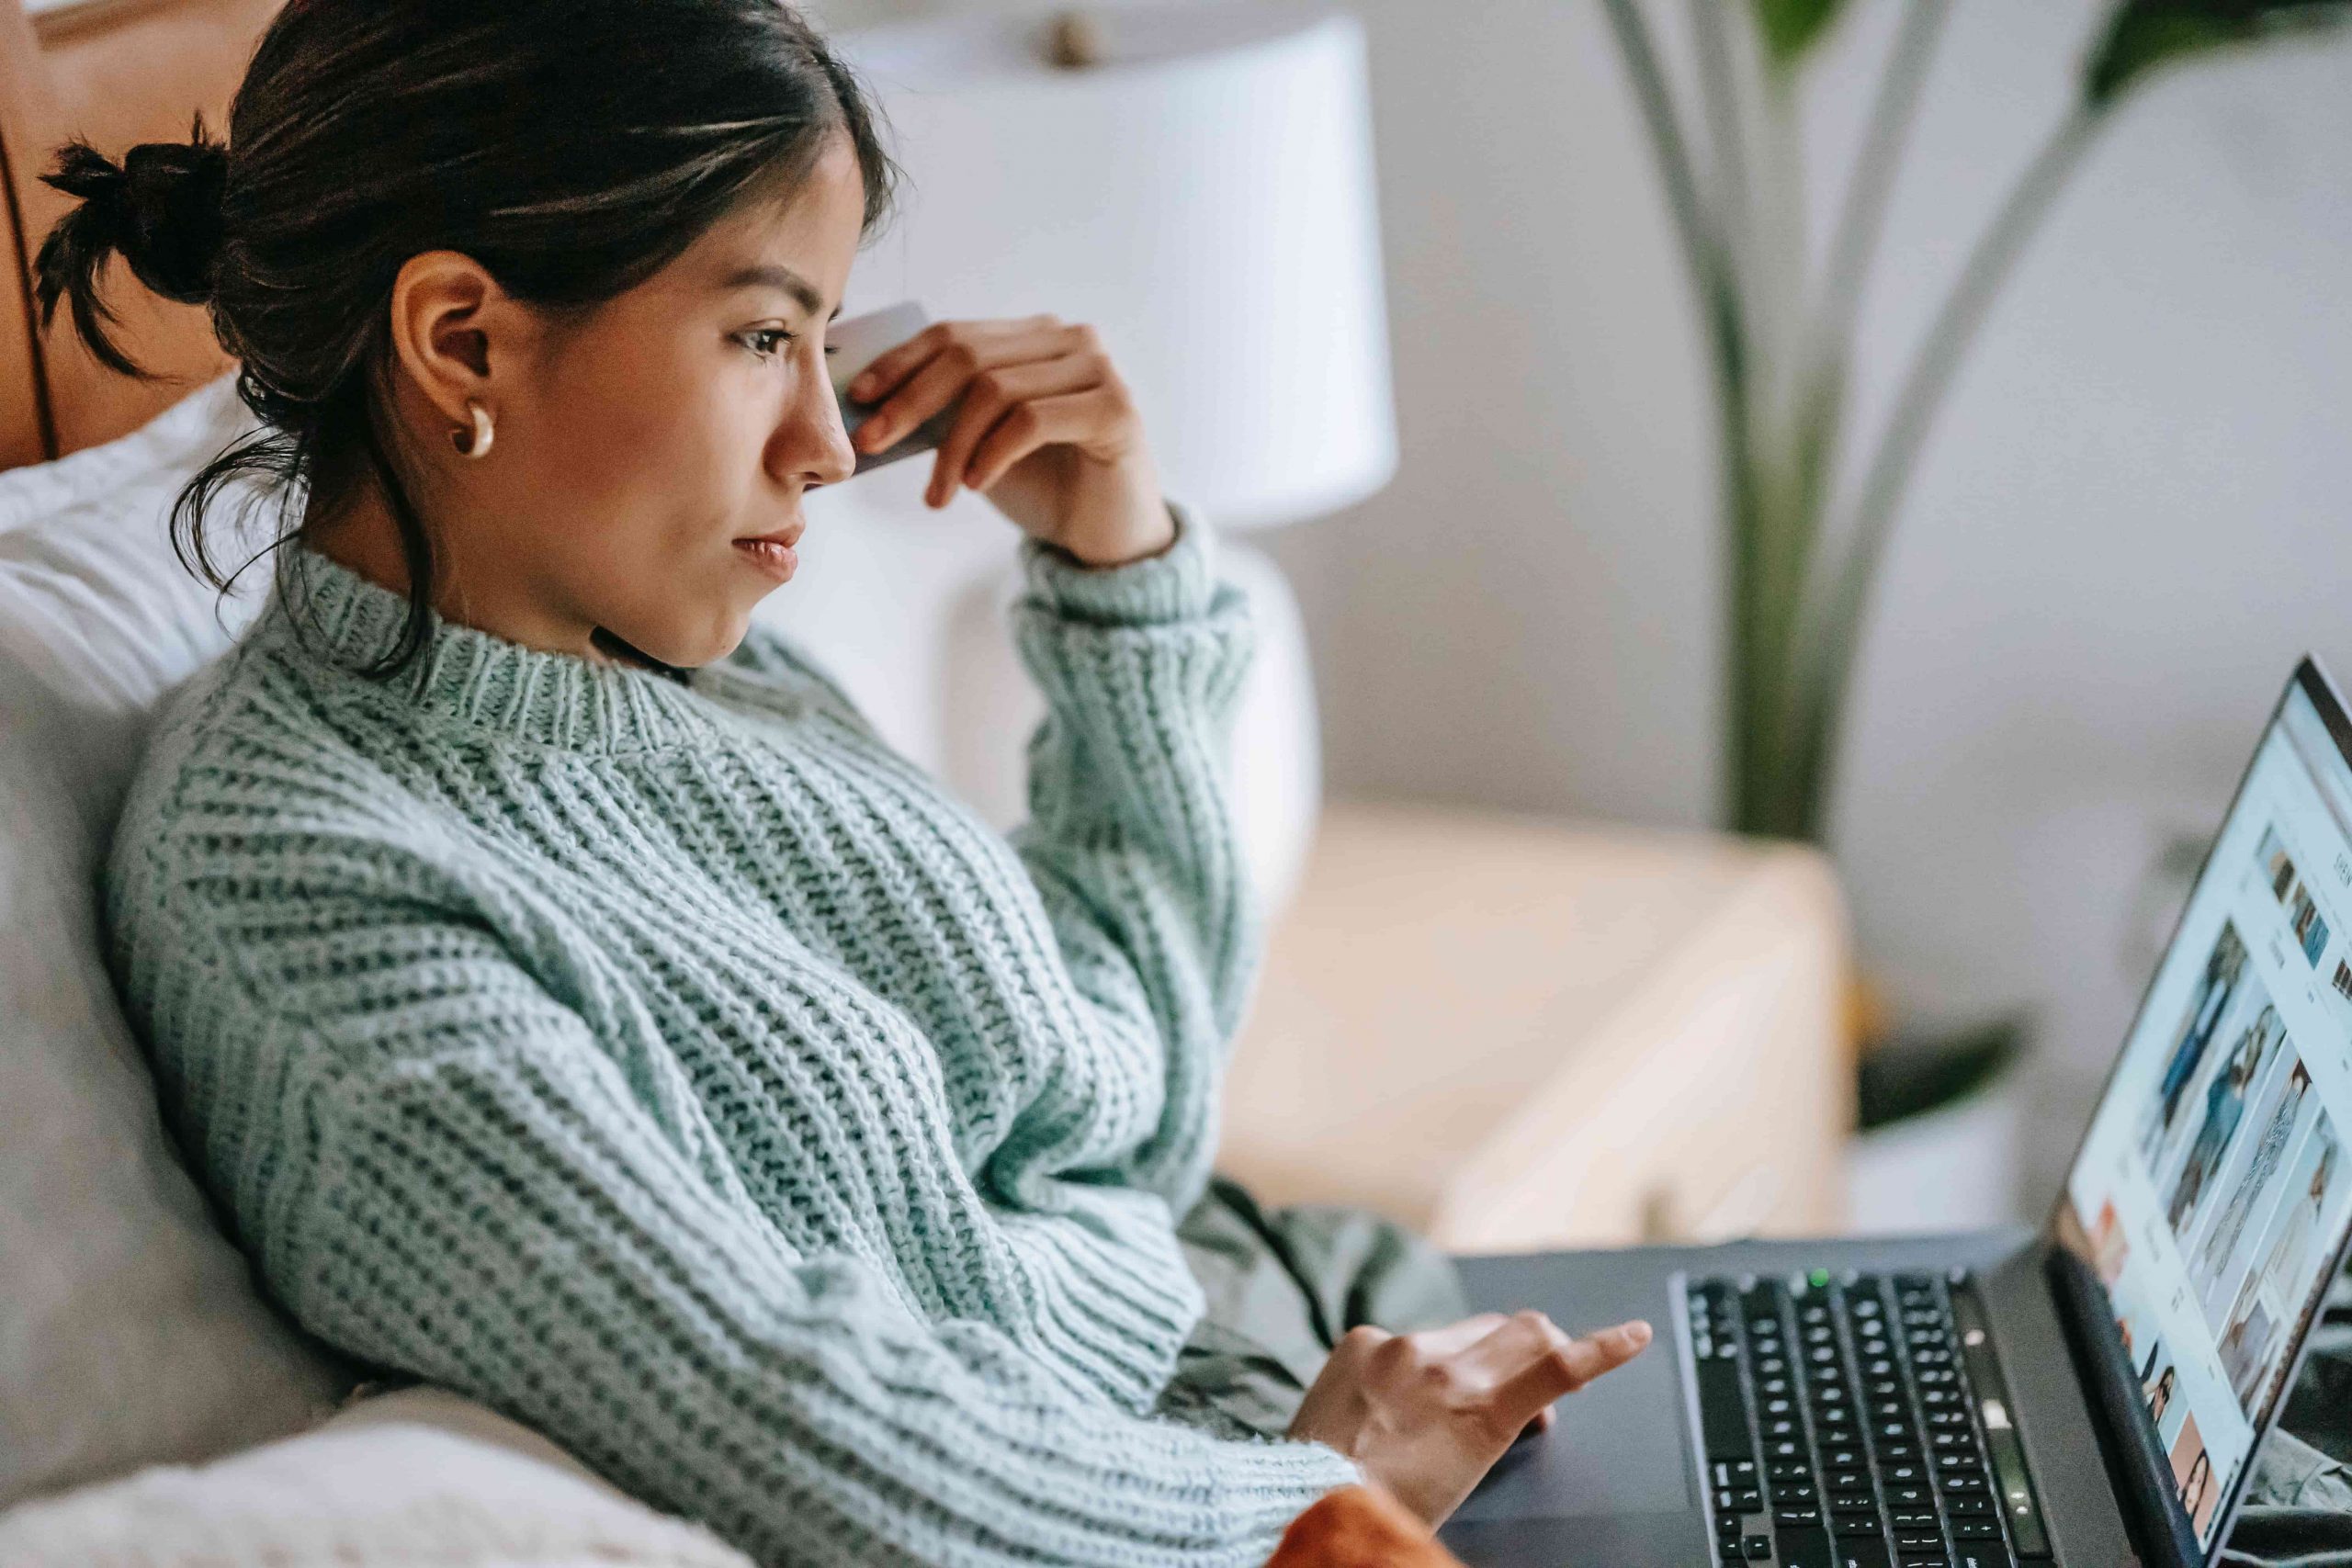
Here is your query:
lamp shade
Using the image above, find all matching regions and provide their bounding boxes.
[833,0,1396,532]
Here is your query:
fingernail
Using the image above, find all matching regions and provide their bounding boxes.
[851,370,875,396]
[1623,1320,1653,1348]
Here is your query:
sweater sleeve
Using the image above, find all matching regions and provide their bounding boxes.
[1006,498,1261,1221]
[112,854,1361,1568]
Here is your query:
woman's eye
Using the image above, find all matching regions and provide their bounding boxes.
[739,329,842,361]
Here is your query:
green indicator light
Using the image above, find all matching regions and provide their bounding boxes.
[1809,1269,1831,1288]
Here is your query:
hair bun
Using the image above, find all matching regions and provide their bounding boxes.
[43,109,228,308]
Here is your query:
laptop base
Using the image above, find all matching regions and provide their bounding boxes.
[1434,1228,2135,1568]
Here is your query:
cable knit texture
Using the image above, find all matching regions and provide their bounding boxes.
[99,499,1363,1567]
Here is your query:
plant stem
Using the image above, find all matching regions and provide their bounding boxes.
[1781,102,2106,842]
[1763,0,1952,839]
[1599,0,1719,329]
[1690,0,1751,302]
[1739,71,1814,839]
[1812,0,1952,362]
[1600,0,1758,829]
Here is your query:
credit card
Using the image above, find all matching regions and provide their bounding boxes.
[831,300,958,477]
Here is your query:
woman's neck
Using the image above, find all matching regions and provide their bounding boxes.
[301,489,655,671]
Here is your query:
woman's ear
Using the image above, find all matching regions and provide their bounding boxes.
[384,248,511,436]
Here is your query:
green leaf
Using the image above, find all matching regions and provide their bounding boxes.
[1751,0,1849,68]
[2086,0,2352,106]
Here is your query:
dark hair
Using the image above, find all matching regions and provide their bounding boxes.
[32,0,900,688]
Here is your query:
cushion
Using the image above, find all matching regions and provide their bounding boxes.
[0,1383,754,1568]
[0,371,351,1509]
[0,370,280,828]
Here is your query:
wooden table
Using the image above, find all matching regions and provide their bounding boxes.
[1216,798,1857,1255]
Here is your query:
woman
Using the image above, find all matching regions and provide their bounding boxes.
[2140,925,2244,1167]
[2181,1449,2214,1531]
[2166,1010,2272,1236]
[2146,1363,2176,1427]
[2193,1064,2309,1306]
[48,4,1647,1564]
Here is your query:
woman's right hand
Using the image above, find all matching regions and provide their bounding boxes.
[1283,1310,1654,1529]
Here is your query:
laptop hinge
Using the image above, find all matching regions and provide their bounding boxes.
[2042,1244,2203,1568]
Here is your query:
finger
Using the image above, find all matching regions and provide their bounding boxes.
[1403,1313,1513,1360]
[1474,1315,1652,1410]
[846,316,1043,404]
[925,352,1106,507]
[848,315,1069,421]
[1516,1404,1557,1442]
[961,385,1129,496]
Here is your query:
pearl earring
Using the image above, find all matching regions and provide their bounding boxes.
[451,400,495,459]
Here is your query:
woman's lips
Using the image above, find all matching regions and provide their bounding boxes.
[733,537,798,581]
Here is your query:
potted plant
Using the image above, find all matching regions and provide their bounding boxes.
[1599,0,2352,1135]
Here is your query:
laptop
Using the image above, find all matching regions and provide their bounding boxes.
[1434,658,2352,1568]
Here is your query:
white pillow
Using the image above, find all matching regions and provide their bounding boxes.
[0,372,285,831]
[0,372,352,1508]
[0,1383,753,1568]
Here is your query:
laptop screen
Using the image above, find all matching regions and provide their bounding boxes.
[2060,665,2352,1556]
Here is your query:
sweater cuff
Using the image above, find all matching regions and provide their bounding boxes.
[1017,499,1217,626]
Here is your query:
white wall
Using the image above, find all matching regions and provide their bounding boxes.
[811,0,2352,1217]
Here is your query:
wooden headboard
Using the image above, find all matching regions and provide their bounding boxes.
[0,0,280,470]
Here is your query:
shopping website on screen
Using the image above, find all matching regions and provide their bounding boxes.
[2064,682,2352,1552]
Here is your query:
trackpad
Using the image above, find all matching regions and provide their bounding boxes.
[1442,1321,1694,1520]
[1430,1340,1708,1564]
[1441,1509,1709,1567]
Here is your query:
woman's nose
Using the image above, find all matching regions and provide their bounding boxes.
[793,389,859,489]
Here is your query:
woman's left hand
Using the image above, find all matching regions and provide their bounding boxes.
[842,314,1175,569]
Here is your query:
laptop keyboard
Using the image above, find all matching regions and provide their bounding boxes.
[1682,1269,2052,1568]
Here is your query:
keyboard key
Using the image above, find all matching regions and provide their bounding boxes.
[1743,1536,1773,1561]
[1950,1550,2015,1568]
[1775,1527,1837,1568]
[1697,1361,1753,1460]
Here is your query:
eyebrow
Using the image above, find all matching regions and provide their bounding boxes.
[717,263,841,321]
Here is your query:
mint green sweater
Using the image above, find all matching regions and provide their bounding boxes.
[101,501,1363,1566]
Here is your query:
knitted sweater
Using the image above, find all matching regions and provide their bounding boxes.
[100,499,1365,1567]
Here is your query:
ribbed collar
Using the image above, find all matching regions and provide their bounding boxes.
[252,542,728,755]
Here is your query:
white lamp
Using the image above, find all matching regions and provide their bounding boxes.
[796,0,1396,917]
[833,0,1396,530]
